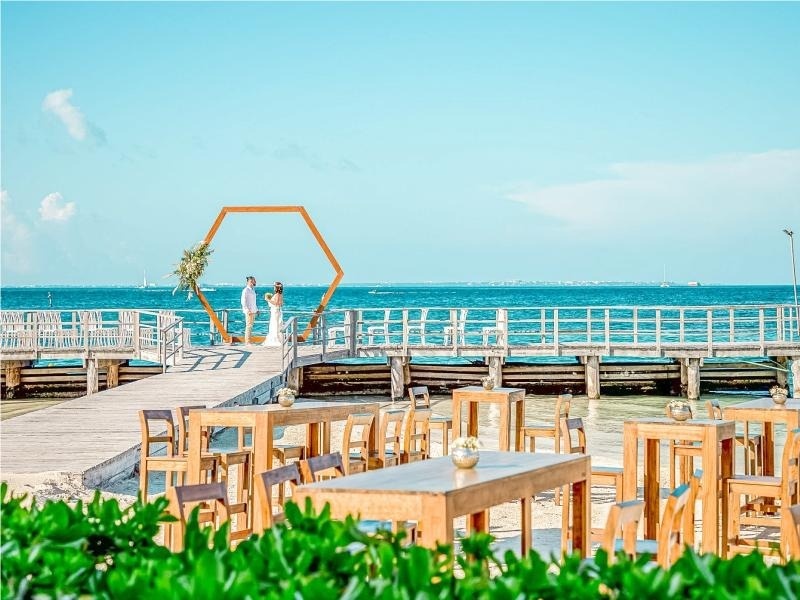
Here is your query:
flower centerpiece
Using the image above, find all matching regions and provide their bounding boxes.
[451,436,481,469]
[480,375,495,390]
[276,387,297,407]
[170,242,213,300]
[770,385,789,405]
[665,399,692,422]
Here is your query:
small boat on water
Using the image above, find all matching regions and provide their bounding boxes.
[687,281,701,287]
[138,271,157,289]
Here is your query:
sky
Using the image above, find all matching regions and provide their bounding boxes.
[2,1,799,287]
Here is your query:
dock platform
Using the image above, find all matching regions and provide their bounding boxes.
[0,345,290,486]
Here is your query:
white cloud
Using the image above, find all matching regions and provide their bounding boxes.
[42,89,88,141]
[1,190,33,274]
[38,192,76,222]
[507,150,800,233]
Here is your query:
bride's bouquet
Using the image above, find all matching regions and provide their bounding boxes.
[264,292,273,301]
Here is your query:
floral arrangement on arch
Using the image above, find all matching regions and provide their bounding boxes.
[451,436,481,451]
[171,242,213,300]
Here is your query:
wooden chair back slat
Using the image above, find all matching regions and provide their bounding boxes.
[176,405,208,454]
[408,386,431,409]
[139,409,177,457]
[403,408,431,463]
[600,499,644,560]
[300,452,346,483]
[373,410,404,468]
[342,413,375,474]
[168,482,230,551]
[657,483,691,568]
[788,504,800,560]
[706,398,723,420]
[256,463,302,527]
[560,416,588,455]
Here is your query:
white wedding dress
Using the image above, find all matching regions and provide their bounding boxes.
[263,301,284,346]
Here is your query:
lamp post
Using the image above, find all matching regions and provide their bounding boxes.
[784,228,800,337]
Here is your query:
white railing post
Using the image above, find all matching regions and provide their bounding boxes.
[707,310,713,355]
[586,308,592,344]
[759,309,765,354]
[553,309,559,355]
[346,310,358,356]
[604,308,611,353]
[498,308,508,352]
[655,309,662,354]
[133,311,141,355]
[450,309,458,352]
[633,308,639,344]
[727,308,734,343]
[320,313,327,362]
[679,309,685,344]
[402,310,409,355]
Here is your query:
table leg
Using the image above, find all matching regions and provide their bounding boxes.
[308,423,321,457]
[420,497,452,549]
[571,476,591,558]
[644,438,660,540]
[520,496,532,556]
[499,402,510,451]
[701,430,721,554]
[453,396,463,439]
[515,399,524,451]
[251,413,272,532]
[468,402,479,438]
[763,422,775,476]
[720,436,734,556]
[468,510,490,535]
[622,423,638,502]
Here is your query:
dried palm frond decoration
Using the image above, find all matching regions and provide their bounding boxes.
[170,242,213,299]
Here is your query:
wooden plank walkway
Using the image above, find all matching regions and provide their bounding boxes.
[0,345,296,487]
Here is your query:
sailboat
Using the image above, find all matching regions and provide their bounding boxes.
[660,265,670,288]
[139,270,157,289]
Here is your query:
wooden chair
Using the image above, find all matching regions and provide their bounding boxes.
[298,452,416,541]
[667,404,703,488]
[401,408,431,464]
[368,410,404,469]
[300,452,347,483]
[408,386,453,455]
[725,427,800,558]
[236,424,306,503]
[256,463,302,528]
[138,409,217,498]
[342,413,375,475]
[519,394,572,453]
[707,398,764,475]
[561,417,623,500]
[560,416,625,552]
[654,483,693,568]
[599,499,645,561]
[176,405,210,455]
[167,482,230,551]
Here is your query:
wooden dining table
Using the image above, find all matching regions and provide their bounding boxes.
[722,398,800,476]
[293,450,592,557]
[622,417,735,554]
[185,400,381,531]
[452,386,526,451]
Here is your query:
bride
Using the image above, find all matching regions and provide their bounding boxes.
[262,282,284,346]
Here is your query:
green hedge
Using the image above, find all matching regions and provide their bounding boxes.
[2,482,799,599]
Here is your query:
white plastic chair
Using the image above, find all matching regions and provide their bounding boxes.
[367,310,391,345]
[407,308,428,345]
[443,309,467,345]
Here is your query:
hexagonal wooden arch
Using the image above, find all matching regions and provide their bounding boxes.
[194,206,343,343]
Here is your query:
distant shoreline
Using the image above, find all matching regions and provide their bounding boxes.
[1,282,796,290]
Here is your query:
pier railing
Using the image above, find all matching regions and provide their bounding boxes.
[0,309,185,367]
[285,304,800,362]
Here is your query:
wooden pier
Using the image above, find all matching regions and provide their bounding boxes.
[0,346,290,486]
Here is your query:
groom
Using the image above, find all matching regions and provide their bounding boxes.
[240,275,258,345]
